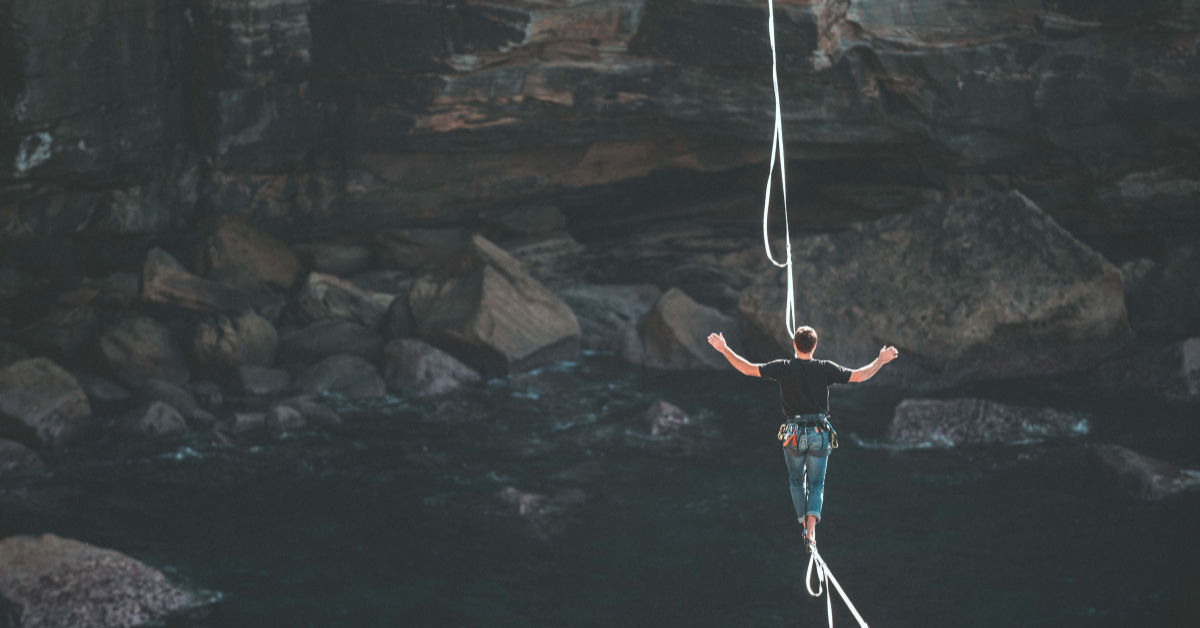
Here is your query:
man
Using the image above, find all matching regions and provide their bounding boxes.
[707,326,898,550]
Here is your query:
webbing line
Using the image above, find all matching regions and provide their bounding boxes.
[806,547,870,628]
[763,0,797,337]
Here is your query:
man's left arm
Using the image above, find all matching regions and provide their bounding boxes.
[848,346,899,383]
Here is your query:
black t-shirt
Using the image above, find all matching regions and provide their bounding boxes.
[759,358,853,417]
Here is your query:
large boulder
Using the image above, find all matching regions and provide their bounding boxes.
[889,398,1090,447]
[0,439,45,479]
[1091,339,1200,402]
[98,316,190,386]
[0,534,197,627]
[623,287,741,370]
[141,248,280,315]
[740,192,1131,388]
[383,339,482,397]
[292,354,386,399]
[409,235,580,375]
[1090,445,1200,500]
[193,215,300,290]
[137,379,217,427]
[296,272,397,329]
[557,283,662,353]
[192,310,279,371]
[0,358,92,447]
[277,319,384,365]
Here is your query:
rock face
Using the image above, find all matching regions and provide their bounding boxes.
[0,358,91,447]
[625,287,741,370]
[410,235,581,375]
[297,273,397,329]
[558,284,662,354]
[98,316,190,386]
[1092,339,1200,402]
[0,534,197,628]
[141,248,274,315]
[741,192,1131,387]
[193,216,300,290]
[292,354,386,399]
[889,398,1090,447]
[1090,445,1200,501]
[192,311,279,371]
[383,339,482,397]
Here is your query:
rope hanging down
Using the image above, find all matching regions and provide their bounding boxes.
[806,547,870,628]
[762,0,797,337]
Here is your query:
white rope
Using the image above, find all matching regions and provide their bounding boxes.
[763,0,797,337]
[805,547,870,628]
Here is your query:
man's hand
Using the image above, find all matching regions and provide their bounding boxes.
[878,345,899,364]
[707,332,728,353]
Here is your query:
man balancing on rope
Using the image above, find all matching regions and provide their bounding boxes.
[707,326,898,551]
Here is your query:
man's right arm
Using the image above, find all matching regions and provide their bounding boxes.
[848,345,899,383]
[707,332,763,377]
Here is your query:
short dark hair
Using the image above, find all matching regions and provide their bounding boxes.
[793,326,818,353]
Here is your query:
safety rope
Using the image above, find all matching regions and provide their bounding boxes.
[805,546,870,628]
[763,0,797,337]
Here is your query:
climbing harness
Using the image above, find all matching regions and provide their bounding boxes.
[762,0,798,337]
[806,545,870,628]
[776,415,840,449]
[761,4,867,626]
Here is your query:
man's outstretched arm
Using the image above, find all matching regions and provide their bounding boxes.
[707,332,762,377]
[848,345,900,383]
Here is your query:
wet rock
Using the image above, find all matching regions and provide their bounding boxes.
[1090,445,1200,501]
[410,235,580,375]
[1091,339,1200,402]
[295,241,373,277]
[71,371,132,404]
[386,294,415,339]
[278,319,384,365]
[237,365,292,396]
[141,248,281,316]
[0,358,91,447]
[624,287,741,370]
[741,192,1131,388]
[229,412,267,435]
[0,342,29,370]
[92,272,141,310]
[557,283,662,353]
[25,306,99,364]
[138,379,217,427]
[98,315,190,386]
[1125,246,1200,339]
[266,404,306,436]
[292,354,386,399]
[193,215,300,290]
[889,398,1090,447]
[126,402,188,438]
[0,534,197,627]
[644,400,690,437]
[631,400,720,455]
[383,338,481,397]
[277,396,342,428]
[297,272,397,329]
[192,310,279,371]
[186,381,225,411]
[0,439,45,479]
[372,228,466,271]
[497,486,586,540]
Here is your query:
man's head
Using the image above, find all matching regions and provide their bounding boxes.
[793,326,818,356]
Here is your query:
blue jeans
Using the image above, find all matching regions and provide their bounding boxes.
[783,428,831,522]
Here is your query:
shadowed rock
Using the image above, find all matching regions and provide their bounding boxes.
[237,365,291,396]
[383,338,481,397]
[278,319,384,364]
[372,228,465,270]
[0,358,91,447]
[71,371,132,404]
[410,235,580,375]
[277,396,343,428]
[0,534,198,628]
[1091,338,1200,402]
[297,272,397,329]
[0,439,45,478]
[192,310,279,371]
[125,402,188,438]
[141,248,280,315]
[25,306,98,364]
[741,192,1131,388]
[266,404,306,436]
[193,215,300,290]
[558,283,662,353]
[624,287,740,370]
[889,398,1090,447]
[137,379,217,427]
[0,342,29,370]
[1090,445,1200,500]
[98,316,190,386]
[497,486,586,540]
[295,241,372,276]
[292,354,386,399]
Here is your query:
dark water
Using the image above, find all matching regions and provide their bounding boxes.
[2,355,1198,627]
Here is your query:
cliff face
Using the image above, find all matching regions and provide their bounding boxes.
[1,0,1198,263]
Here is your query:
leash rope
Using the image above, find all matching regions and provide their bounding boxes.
[806,547,870,628]
[763,0,797,337]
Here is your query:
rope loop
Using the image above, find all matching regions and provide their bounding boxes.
[805,547,870,628]
[763,0,797,336]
